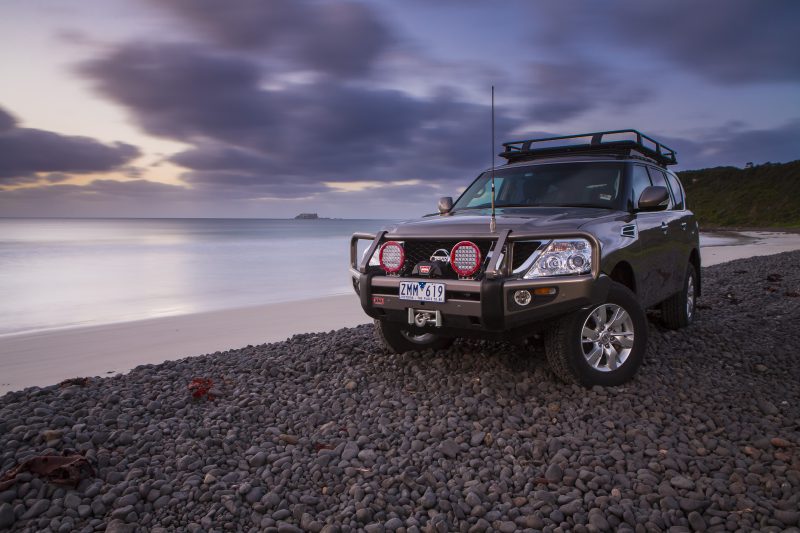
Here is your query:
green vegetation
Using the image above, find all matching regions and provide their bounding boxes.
[679,160,800,228]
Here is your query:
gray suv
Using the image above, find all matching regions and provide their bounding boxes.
[350,130,700,386]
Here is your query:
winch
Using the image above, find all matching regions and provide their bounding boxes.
[407,308,442,327]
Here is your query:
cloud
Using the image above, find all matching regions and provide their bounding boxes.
[0,106,140,181]
[536,0,800,84]
[526,59,653,123]
[0,175,445,219]
[79,42,523,199]
[148,0,392,77]
[664,120,800,169]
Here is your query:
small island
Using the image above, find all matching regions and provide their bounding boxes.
[294,213,319,220]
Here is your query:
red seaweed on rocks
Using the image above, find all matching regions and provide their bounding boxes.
[0,452,94,491]
[188,378,214,401]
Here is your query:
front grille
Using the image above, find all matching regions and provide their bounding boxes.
[400,239,494,278]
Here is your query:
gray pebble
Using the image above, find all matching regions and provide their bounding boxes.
[545,463,563,483]
[0,503,14,528]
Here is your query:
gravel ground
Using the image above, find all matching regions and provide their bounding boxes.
[1,251,799,533]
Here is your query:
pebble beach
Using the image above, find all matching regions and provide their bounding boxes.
[1,251,799,532]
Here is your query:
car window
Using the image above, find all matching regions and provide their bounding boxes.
[646,167,673,209]
[666,173,685,210]
[453,163,625,211]
[465,178,505,207]
[630,165,652,209]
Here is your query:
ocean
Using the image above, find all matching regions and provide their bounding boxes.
[0,218,742,336]
[0,218,391,336]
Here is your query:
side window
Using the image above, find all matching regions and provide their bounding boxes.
[630,165,652,209]
[646,167,673,209]
[666,173,685,210]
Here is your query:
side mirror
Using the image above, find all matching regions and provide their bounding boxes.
[438,196,453,215]
[637,186,669,211]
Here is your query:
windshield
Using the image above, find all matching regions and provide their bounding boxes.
[453,162,625,211]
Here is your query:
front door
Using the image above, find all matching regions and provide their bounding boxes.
[629,165,676,307]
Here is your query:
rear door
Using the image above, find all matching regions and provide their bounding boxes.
[664,171,696,272]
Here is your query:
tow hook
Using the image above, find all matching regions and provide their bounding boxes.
[407,308,442,327]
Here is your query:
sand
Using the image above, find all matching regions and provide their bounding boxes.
[0,295,366,395]
[2,230,800,394]
[701,231,800,266]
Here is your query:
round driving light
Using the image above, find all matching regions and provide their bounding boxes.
[450,241,481,277]
[514,290,532,306]
[379,241,405,273]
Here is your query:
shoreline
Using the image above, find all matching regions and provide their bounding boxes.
[0,295,367,396]
[3,229,800,394]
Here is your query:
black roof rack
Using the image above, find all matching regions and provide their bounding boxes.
[500,129,678,167]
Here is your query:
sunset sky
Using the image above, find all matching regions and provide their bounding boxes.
[1,0,798,218]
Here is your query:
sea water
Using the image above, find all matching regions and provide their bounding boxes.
[0,218,392,336]
[0,218,743,336]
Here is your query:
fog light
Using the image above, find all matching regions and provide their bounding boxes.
[514,290,532,306]
[533,287,557,296]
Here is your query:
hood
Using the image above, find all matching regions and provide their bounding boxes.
[384,207,624,238]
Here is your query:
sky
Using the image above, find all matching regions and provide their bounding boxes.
[0,0,798,219]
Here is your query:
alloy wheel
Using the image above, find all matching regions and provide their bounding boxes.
[580,304,635,372]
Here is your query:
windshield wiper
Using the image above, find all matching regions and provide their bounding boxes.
[453,203,614,212]
[535,203,615,209]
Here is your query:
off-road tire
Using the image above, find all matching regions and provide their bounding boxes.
[374,319,454,354]
[661,263,698,330]
[544,282,648,387]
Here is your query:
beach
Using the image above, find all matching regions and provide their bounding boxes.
[0,250,798,531]
[2,229,800,395]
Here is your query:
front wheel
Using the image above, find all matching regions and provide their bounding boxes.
[373,319,454,354]
[545,282,648,386]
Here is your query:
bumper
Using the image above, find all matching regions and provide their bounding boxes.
[350,267,610,337]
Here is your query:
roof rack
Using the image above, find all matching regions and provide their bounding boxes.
[500,129,678,167]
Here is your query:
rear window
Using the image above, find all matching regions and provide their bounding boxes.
[666,173,685,210]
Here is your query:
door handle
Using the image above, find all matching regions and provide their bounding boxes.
[661,221,668,234]
[681,222,687,231]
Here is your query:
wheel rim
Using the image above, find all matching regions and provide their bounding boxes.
[580,304,635,372]
[400,330,436,344]
[686,273,695,320]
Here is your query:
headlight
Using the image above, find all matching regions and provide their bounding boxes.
[524,238,592,278]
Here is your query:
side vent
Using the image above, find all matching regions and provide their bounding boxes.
[621,224,637,238]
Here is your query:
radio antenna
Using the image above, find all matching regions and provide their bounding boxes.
[489,85,497,233]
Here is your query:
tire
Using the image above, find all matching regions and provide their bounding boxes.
[373,319,454,354]
[661,263,698,330]
[544,282,648,387]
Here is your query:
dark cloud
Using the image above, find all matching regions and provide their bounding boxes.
[537,0,800,84]
[0,108,15,131]
[0,106,140,180]
[80,42,522,198]
[527,59,653,123]
[80,44,276,145]
[663,120,800,170]
[150,0,392,77]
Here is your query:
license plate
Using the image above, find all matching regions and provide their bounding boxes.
[399,281,445,303]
